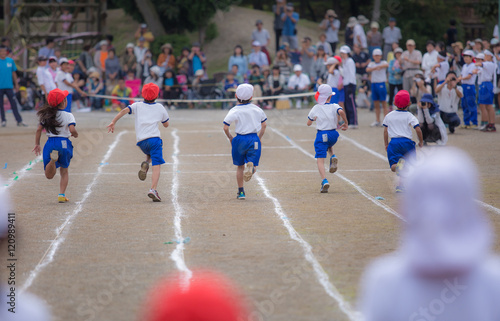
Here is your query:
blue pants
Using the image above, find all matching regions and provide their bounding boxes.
[231,133,261,166]
[461,84,477,126]
[0,88,22,122]
[43,137,73,170]
[63,93,73,113]
[440,111,461,133]
[387,137,416,167]
[314,130,339,158]
[137,137,165,166]
[479,82,494,105]
[344,84,357,125]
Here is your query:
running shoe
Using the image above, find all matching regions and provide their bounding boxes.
[243,162,255,182]
[148,189,161,202]
[17,122,27,127]
[461,125,470,129]
[58,194,69,203]
[470,124,478,129]
[395,185,404,193]
[484,125,497,132]
[320,179,330,193]
[370,121,381,127]
[237,191,246,200]
[395,158,405,176]
[50,150,59,162]
[479,124,487,131]
[138,161,149,181]
[1,121,5,127]
[329,155,338,173]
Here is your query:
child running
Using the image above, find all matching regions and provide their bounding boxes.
[307,84,348,193]
[366,48,389,127]
[383,90,423,193]
[33,88,78,203]
[223,84,267,200]
[107,83,169,202]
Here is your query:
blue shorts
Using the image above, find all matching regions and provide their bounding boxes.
[314,129,339,158]
[330,88,344,104]
[137,137,165,166]
[479,81,494,105]
[63,93,72,113]
[231,133,261,166]
[43,137,73,170]
[387,137,416,167]
[371,82,387,101]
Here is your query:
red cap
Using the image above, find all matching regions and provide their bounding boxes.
[142,83,160,101]
[334,55,342,64]
[143,270,248,321]
[394,90,410,109]
[68,60,75,65]
[47,88,69,107]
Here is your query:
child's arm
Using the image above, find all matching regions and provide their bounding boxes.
[107,108,129,133]
[307,118,314,126]
[415,126,424,148]
[33,124,43,155]
[384,126,389,151]
[338,109,348,131]
[63,79,88,97]
[162,121,169,128]
[223,124,233,143]
[69,124,78,138]
[258,121,267,140]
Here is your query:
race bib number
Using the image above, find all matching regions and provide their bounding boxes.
[61,140,67,149]
[322,134,328,142]
[254,142,259,150]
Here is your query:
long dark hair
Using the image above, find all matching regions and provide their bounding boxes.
[233,45,244,57]
[37,102,63,135]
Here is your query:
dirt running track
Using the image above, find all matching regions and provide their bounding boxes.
[1,107,499,321]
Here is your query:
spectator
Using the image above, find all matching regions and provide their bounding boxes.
[287,64,310,109]
[105,48,121,94]
[1,37,12,55]
[125,70,141,98]
[300,37,316,81]
[105,34,115,50]
[87,71,104,109]
[436,71,462,133]
[0,46,25,127]
[273,48,292,81]
[445,19,458,50]
[134,24,155,48]
[157,43,176,75]
[388,47,403,110]
[457,50,478,128]
[345,17,356,49]
[273,0,286,52]
[144,65,163,87]
[316,33,333,56]
[266,66,285,108]
[417,93,448,145]
[163,69,180,109]
[451,41,465,74]
[340,45,358,127]
[401,39,423,91]
[252,19,271,64]
[36,56,56,99]
[76,44,94,75]
[93,40,108,74]
[60,7,72,32]
[319,9,340,54]
[134,37,148,78]
[410,72,432,110]
[386,42,400,62]
[111,78,132,111]
[188,42,206,78]
[248,41,268,69]
[352,43,370,83]
[483,39,491,52]
[54,47,62,62]
[230,64,244,83]
[366,48,389,127]
[72,71,86,110]
[55,58,86,113]
[281,3,299,50]
[228,45,248,78]
[311,45,327,82]
[322,56,343,105]
[38,37,55,58]
[248,64,265,100]
[121,43,137,76]
[354,15,369,50]
[223,72,239,101]
[367,21,382,58]
[177,47,190,76]
[47,56,58,81]
[421,40,438,78]
[140,49,155,83]
[382,17,402,60]
[473,38,483,55]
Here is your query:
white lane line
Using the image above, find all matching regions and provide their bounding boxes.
[170,129,193,286]
[476,200,500,215]
[256,175,361,321]
[20,131,128,293]
[4,156,42,189]
[180,153,230,157]
[270,127,405,221]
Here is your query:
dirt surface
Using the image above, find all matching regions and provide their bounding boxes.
[1,106,500,321]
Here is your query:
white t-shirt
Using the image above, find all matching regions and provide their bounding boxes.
[437,85,463,113]
[252,29,271,46]
[461,63,477,85]
[55,70,73,93]
[342,58,357,85]
[223,103,267,135]
[421,50,438,77]
[477,61,497,84]
[45,110,76,138]
[127,102,169,142]
[327,69,340,89]
[36,66,56,93]
[308,103,342,130]
[354,24,367,48]
[287,73,311,90]
[433,61,449,82]
[383,110,419,139]
[367,61,388,83]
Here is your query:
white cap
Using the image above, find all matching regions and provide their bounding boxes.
[394,47,403,54]
[484,50,494,57]
[59,57,69,64]
[463,50,475,57]
[236,84,254,101]
[340,45,351,54]
[372,48,382,56]
[370,21,379,29]
[347,16,357,28]
[150,65,161,75]
[252,41,261,47]
[316,84,334,105]
[293,64,302,72]
[476,53,485,60]
[324,57,339,65]
[126,43,134,49]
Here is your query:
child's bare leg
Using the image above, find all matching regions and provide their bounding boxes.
[328,146,334,157]
[391,164,397,172]
[317,158,326,180]
[480,104,488,122]
[374,101,381,123]
[151,165,160,190]
[45,160,57,179]
[146,155,151,163]
[59,167,69,194]
[236,165,244,188]
[487,105,495,123]
[382,101,388,117]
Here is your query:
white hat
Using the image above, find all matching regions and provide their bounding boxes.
[394,47,403,54]
[372,48,383,56]
[463,49,475,57]
[99,40,108,47]
[406,39,416,46]
[59,57,69,64]
[347,17,357,28]
[340,45,351,54]
[357,15,369,24]
[484,50,494,57]
[370,21,379,29]
[293,64,302,72]
[316,84,334,105]
[490,38,499,45]
[126,43,134,49]
[324,57,339,65]
[476,53,485,60]
[236,84,254,101]
[252,41,261,47]
[150,65,161,76]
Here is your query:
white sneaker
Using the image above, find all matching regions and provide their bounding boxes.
[479,124,487,131]
[296,100,302,109]
[370,121,381,127]
[243,162,255,182]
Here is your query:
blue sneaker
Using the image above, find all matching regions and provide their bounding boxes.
[237,191,246,200]
[395,185,404,193]
[320,179,330,193]
[329,155,338,173]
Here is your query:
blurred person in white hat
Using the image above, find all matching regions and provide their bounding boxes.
[421,40,438,79]
[281,2,299,50]
[366,48,389,127]
[354,15,368,50]
[367,21,382,58]
[252,19,271,65]
[319,9,340,54]
[248,41,269,69]
[321,56,342,105]
[388,47,404,110]
[401,39,423,91]
[300,36,316,82]
[306,84,348,193]
[359,147,500,321]
[345,17,357,49]
[287,64,311,109]
[382,17,402,60]
[134,23,155,48]
[223,84,268,200]
[474,50,497,132]
[340,45,359,128]
[457,49,479,128]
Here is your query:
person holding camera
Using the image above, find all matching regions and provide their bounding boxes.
[281,3,299,50]
[188,42,207,79]
[436,71,463,134]
[417,94,447,145]
[410,72,431,112]
[287,64,310,109]
[319,9,340,54]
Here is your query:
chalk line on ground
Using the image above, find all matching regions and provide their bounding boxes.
[4,156,42,189]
